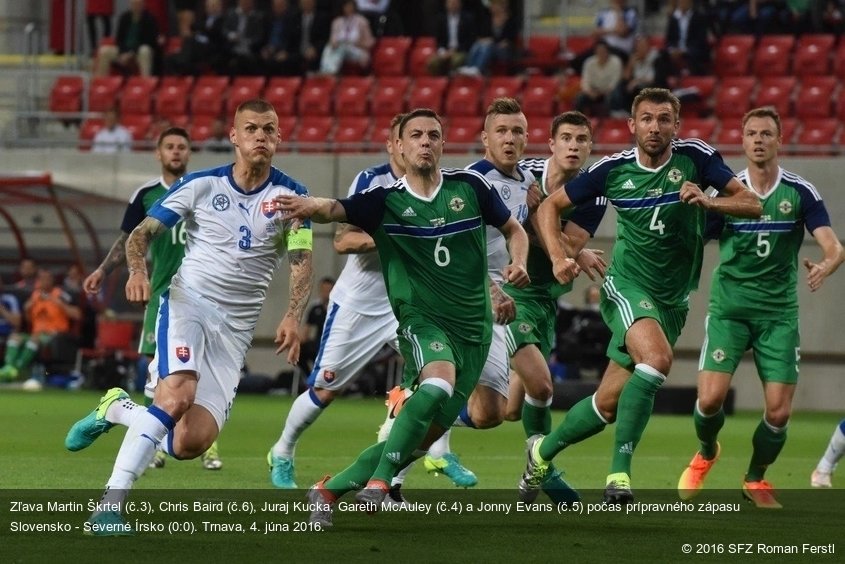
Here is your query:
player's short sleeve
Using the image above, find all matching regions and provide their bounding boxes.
[682,141,736,192]
[340,187,388,234]
[120,188,149,234]
[797,181,832,234]
[148,176,196,228]
[565,166,607,206]
[463,170,510,227]
[567,197,607,237]
[703,211,726,240]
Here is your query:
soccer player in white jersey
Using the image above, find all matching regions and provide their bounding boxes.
[266,113,406,490]
[64,99,314,535]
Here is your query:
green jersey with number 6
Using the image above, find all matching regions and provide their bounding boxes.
[339,168,512,345]
[564,140,737,306]
[121,177,186,297]
[706,167,831,320]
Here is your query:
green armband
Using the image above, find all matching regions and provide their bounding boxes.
[285,227,313,251]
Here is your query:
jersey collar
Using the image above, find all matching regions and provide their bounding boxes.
[741,166,783,200]
[400,173,443,202]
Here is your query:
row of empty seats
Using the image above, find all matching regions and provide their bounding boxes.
[78,114,845,155]
[714,33,845,78]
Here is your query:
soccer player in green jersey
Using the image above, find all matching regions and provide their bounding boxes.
[276,108,530,526]
[522,87,762,504]
[678,107,844,508]
[511,111,608,504]
[81,128,223,470]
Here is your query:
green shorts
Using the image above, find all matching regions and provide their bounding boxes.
[397,317,490,429]
[138,292,163,356]
[699,315,800,384]
[505,295,556,359]
[600,275,689,372]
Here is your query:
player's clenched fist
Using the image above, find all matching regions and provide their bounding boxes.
[503,264,530,288]
[679,181,711,209]
[552,257,579,285]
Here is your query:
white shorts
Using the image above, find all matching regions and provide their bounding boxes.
[307,300,399,391]
[148,287,251,432]
[476,324,509,398]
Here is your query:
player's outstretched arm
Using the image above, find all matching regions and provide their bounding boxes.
[276,195,348,224]
[563,221,607,281]
[84,232,130,294]
[680,178,762,218]
[333,223,375,254]
[498,216,530,288]
[536,188,579,285]
[804,226,845,292]
[276,248,313,364]
[125,216,166,304]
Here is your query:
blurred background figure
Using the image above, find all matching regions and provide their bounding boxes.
[664,0,711,77]
[457,0,518,76]
[319,0,375,75]
[92,107,133,153]
[574,40,623,117]
[85,0,113,54]
[298,276,335,375]
[95,0,161,76]
[427,0,477,76]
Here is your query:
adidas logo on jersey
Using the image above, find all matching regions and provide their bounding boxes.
[621,179,636,190]
[401,207,416,217]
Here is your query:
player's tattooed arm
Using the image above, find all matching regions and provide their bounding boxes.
[490,277,516,325]
[333,223,376,254]
[97,232,129,275]
[286,249,314,323]
[125,217,166,275]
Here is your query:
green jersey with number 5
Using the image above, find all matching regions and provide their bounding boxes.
[339,168,512,345]
[120,178,186,297]
[706,167,831,319]
[563,140,737,306]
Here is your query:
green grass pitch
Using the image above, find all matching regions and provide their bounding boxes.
[0,389,842,563]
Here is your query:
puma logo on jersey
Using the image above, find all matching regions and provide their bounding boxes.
[401,206,417,217]
[621,179,636,190]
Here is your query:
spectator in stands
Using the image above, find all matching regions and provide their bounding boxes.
[201,117,232,152]
[260,0,302,76]
[86,0,114,55]
[62,263,98,349]
[574,40,623,117]
[609,36,663,117]
[457,0,519,76]
[92,107,133,153]
[819,0,845,33]
[712,0,784,34]
[593,0,639,61]
[223,0,269,75]
[174,0,198,38]
[0,274,22,360]
[298,276,335,374]
[295,0,332,74]
[355,0,403,36]
[95,0,161,76]
[665,0,711,77]
[428,0,477,76]
[14,258,39,296]
[0,270,81,382]
[164,0,228,75]
[319,0,375,74]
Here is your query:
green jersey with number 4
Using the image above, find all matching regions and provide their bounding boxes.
[564,140,737,306]
[707,167,831,320]
[340,168,512,345]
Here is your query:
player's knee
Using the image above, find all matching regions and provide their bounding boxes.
[312,387,338,405]
[156,395,193,419]
[594,395,618,423]
[504,407,521,422]
[470,410,505,429]
[697,394,724,415]
[640,351,672,376]
[765,408,791,429]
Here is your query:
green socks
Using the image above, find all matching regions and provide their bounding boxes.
[325,442,386,497]
[539,394,607,461]
[522,397,551,438]
[609,365,664,476]
[693,401,725,460]
[746,418,787,482]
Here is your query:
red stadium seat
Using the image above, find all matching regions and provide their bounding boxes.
[88,76,124,112]
[679,118,717,142]
[714,77,755,119]
[120,114,153,143]
[190,76,229,117]
[335,76,373,116]
[262,77,302,117]
[752,35,795,77]
[715,119,743,154]
[407,77,448,114]
[295,116,334,152]
[167,114,190,129]
[190,114,216,143]
[595,118,631,150]
[120,76,158,115]
[526,116,553,154]
[834,41,845,79]
[678,75,717,118]
[713,35,755,77]
[564,35,594,59]
[408,36,436,77]
[49,75,83,113]
[522,76,560,117]
[226,76,267,115]
[79,118,105,150]
[277,115,297,143]
[522,36,561,73]
[482,76,524,109]
[444,116,482,153]
[334,117,371,151]
[370,76,410,117]
[444,80,482,116]
[372,36,412,76]
[366,114,395,152]
[794,76,838,119]
[297,76,336,116]
[780,117,798,146]
[154,76,193,118]
[795,119,840,155]
[753,76,797,117]
[793,34,835,77]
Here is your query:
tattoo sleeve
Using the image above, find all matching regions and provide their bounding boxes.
[98,232,129,275]
[489,277,507,308]
[125,217,166,274]
[286,249,313,323]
